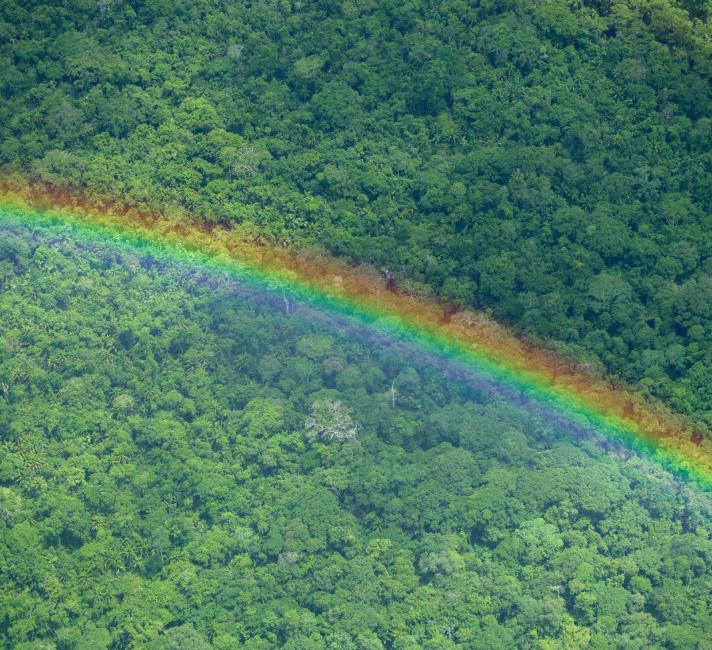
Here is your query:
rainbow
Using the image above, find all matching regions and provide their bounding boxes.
[1,184,711,490]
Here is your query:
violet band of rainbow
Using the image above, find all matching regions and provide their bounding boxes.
[1,190,710,490]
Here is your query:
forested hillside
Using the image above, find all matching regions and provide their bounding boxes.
[1,218,711,649]
[1,0,711,435]
[2,2,712,647]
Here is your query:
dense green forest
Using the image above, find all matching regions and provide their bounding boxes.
[1,218,711,649]
[1,0,711,435]
[2,1,712,648]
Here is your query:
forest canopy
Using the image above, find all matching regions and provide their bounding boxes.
[0,218,711,649]
[1,0,712,648]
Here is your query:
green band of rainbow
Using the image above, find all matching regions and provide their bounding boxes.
[1,188,710,490]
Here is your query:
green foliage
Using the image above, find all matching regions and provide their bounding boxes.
[1,0,712,646]
[0,222,711,648]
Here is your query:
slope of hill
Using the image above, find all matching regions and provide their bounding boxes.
[1,218,711,649]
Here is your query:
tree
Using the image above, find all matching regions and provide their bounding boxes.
[305,400,358,442]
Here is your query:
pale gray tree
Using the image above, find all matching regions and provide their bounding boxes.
[305,400,358,442]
